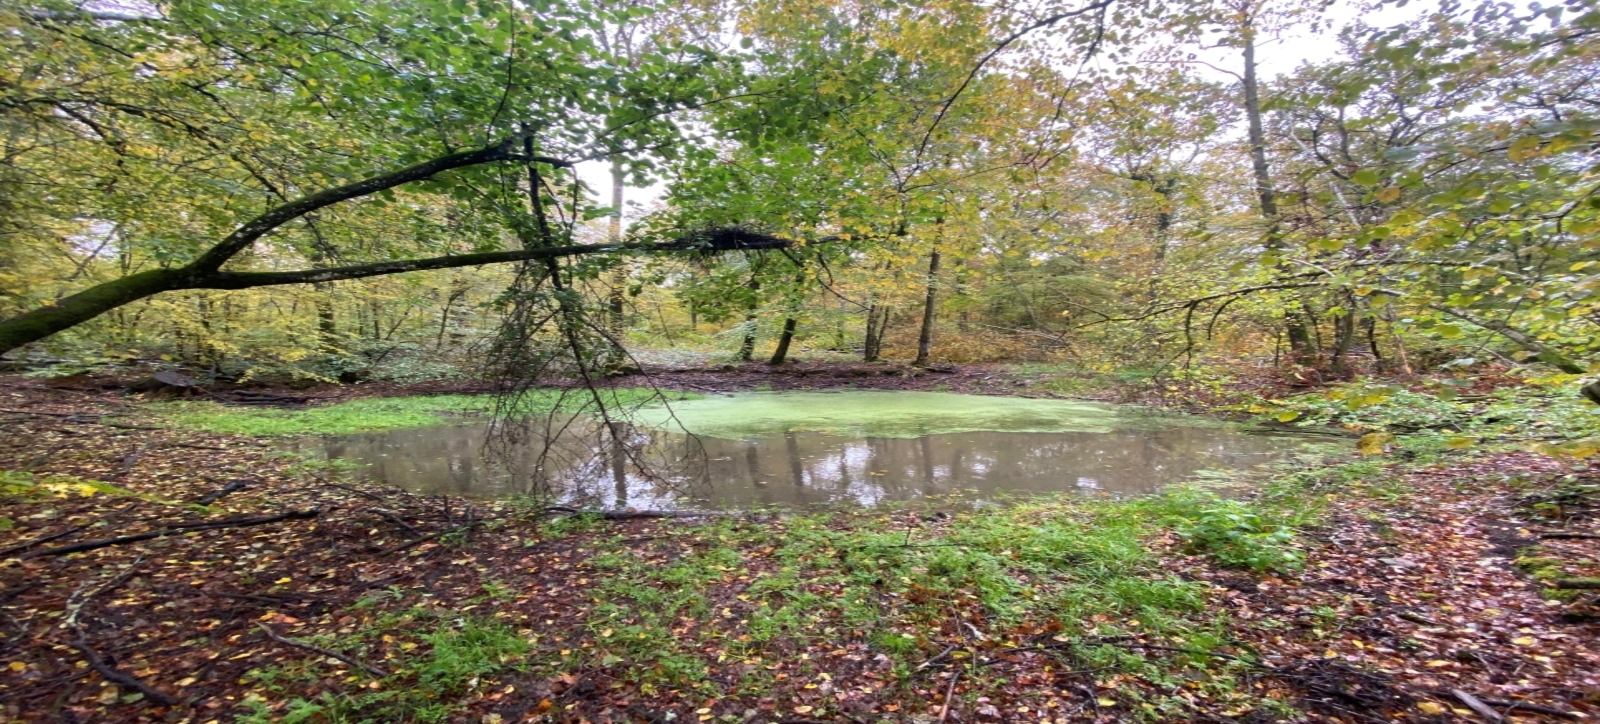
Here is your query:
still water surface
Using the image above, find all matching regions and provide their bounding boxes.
[301,391,1314,509]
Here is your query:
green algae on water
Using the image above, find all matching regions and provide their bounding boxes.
[631,390,1217,439]
[155,389,686,436]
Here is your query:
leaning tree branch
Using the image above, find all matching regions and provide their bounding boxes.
[1072,281,1328,329]
[0,137,571,355]
[199,232,800,288]
[1431,305,1587,374]
[189,139,568,273]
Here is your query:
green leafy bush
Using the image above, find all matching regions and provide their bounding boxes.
[1162,491,1305,573]
[1259,385,1462,431]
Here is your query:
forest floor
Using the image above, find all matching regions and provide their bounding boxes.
[1,367,1597,723]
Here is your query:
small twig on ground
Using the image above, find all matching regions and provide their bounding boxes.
[167,442,228,451]
[161,587,318,606]
[119,442,152,471]
[1539,532,1600,540]
[0,407,84,417]
[257,623,389,678]
[1479,698,1585,720]
[378,520,482,556]
[1451,689,1506,723]
[0,523,89,558]
[918,644,959,670]
[63,557,179,706]
[1394,610,1441,627]
[194,478,252,506]
[317,478,391,503]
[369,508,422,536]
[72,629,179,706]
[24,509,322,558]
[938,671,960,722]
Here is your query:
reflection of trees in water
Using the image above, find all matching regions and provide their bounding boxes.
[680,427,1294,506]
[315,423,1302,509]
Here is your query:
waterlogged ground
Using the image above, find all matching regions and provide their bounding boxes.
[300,391,1316,508]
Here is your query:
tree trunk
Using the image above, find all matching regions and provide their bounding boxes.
[315,292,338,353]
[1329,309,1357,379]
[1383,311,1413,375]
[863,304,884,362]
[435,287,466,351]
[0,268,187,354]
[914,250,941,367]
[1364,315,1383,369]
[769,317,797,365]
[1242,26,1314,358]
[738,278,760,362]
[606,157,627,337]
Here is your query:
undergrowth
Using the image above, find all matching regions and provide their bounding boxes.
[238,615,527,724]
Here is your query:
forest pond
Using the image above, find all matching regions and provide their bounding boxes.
[298,391,1319,510]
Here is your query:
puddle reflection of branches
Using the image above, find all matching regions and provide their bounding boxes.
[483,261,708,508]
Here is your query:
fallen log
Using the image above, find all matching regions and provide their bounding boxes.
[23,509,321,558]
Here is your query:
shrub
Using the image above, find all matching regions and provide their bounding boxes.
[1162,491,1305,573]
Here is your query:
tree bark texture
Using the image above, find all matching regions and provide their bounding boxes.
[1242,28,1314,357]
[769,317,797,365]
[915,251,941,367]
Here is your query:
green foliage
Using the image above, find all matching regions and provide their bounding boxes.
[417,619,530,695]
[1143,490,1306,573]
[1,470,150,502]
[1255,380,1600,452]
[239,615,528,724]
[573,500,1224,697]
[1258,385,1463,431]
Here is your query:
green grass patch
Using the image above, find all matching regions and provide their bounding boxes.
[153,389,689,436]
[569,498,1241,703]
[239,614,527,724]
